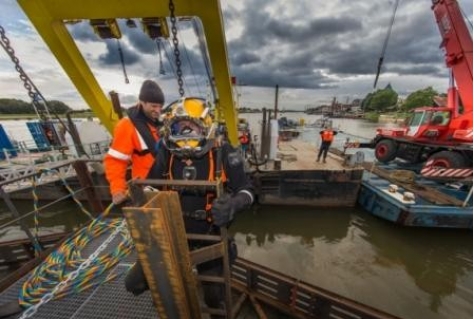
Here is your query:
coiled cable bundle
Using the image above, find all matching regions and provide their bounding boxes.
[19,212,134,308]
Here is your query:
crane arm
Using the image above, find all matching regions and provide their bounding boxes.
[432,0,473,113]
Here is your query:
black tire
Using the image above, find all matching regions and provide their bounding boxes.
[374,139,397,163]
[428,151,466,168]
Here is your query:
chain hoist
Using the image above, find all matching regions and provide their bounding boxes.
[169,0,184,97]
[0,25,52,120]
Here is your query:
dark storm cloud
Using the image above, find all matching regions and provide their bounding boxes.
[64,0,469,91]
[224,0,462,89]
[120,24,156,54]
[225,1,376,88]
[68,22,102,42]
[98,40,140,65]
[386,65,444,76]
[233,52,260,65]
[263,17,362,43]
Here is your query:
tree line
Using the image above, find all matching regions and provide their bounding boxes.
[0,86,445,116]
[0,98,73,114]
[361,85,442,113]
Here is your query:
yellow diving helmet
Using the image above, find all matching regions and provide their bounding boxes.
[162,97,215,157]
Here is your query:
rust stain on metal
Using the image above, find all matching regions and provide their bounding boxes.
[123,191,201,319]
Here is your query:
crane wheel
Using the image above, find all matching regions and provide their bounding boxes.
[428,151,466,168]
[374,139,397,163]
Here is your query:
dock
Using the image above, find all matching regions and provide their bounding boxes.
[252,139,365,207]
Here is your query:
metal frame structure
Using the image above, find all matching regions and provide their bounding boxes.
[17,0,239,146]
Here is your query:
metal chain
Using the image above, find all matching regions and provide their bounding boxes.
[18,219,129,319]
[169,0,184,97]
[0,25,50,119]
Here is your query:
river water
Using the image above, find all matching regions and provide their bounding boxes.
[0,116,472,319]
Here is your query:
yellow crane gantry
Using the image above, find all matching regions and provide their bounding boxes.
[17,0,240,146]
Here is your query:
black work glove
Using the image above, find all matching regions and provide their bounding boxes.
[211,192,252,227]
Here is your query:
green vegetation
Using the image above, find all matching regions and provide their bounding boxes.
[0,98,97,120]
[360,86,442,123]
[0,98,72,114]
[401,87,439,111]
[361,84,398,112]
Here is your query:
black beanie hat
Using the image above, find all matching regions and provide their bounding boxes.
[139,80,165,104]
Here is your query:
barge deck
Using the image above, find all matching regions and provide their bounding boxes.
[253,139,364,207]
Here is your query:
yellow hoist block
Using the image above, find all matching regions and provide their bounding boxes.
[90,19,122,39]
[141,17,169,39]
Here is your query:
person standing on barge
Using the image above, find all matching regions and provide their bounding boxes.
[317,125,338,163]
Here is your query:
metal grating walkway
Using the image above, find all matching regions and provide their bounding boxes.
[0,227,161,319]
[2,264,159,319]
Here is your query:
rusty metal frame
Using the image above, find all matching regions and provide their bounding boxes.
[123,190,234,318]
[230,258,402,319]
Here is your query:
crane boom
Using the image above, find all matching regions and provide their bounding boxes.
[432,0,473,113]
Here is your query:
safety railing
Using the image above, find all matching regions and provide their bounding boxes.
[0,159,109,266]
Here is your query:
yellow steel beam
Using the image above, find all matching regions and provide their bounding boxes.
[17,0,239,145]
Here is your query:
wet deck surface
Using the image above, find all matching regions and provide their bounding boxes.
[261,139,356,171]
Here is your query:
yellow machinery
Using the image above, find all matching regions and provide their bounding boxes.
[17,0,240,146]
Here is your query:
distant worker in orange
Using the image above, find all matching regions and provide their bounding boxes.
[316,125,338,163]
[104,79,165,205]
[238,131,251,158]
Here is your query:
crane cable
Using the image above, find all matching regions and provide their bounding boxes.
[116,39,130,84]
[373,0,400,89]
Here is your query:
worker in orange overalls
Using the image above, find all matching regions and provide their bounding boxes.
[104,79,165,205]
[317,125,338,163]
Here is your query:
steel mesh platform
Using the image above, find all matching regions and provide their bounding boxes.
[0,227,160,319]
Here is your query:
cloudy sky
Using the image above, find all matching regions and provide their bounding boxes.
[0,0,472,110]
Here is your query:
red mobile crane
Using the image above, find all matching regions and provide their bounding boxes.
[371,0,472,179]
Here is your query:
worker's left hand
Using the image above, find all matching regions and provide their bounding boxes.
[211,192,252,227]
[211,194,234,227]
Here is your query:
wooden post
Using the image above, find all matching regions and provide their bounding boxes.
[109,91,124,119]
[260,108,268,159]
[72,161,104,214]
[273,84,279,119]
